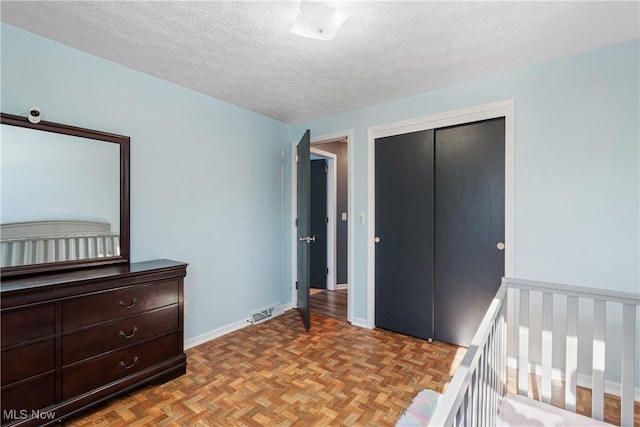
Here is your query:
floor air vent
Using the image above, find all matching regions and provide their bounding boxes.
[249,304,283,325]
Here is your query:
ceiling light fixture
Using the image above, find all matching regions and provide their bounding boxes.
[289,1,350,41]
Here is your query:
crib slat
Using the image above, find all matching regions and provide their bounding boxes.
[43,239,50,263]
[54,238,61,261]
[482,353,487,426]
[17,241,25,265]
[621,303,635,427]
[518,289,529,396]
[471,370,478,425]
[488,322,498,425]
[494,324,500,426]
[30,240,38,264]
[74,238,81,260]
[478,352,484,426]
[475,368,481,426]
[485,349,491,426]
[5,242,14,266]
[64,238,70,261]
[565,296,578,412]
[502,300,508,397]
[500,306,505,417]
[591,299,605,421]
[463,388,469,426]
[541,292,553,404]
[18,242,25,266]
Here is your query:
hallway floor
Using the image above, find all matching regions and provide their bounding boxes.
[310,288,347,321]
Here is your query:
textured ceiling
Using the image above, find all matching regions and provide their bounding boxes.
[1,1,638,124]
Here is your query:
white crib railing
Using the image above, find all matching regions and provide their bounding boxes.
[429,278,639,427]
[508,277,639,426]
[429,282,508,426]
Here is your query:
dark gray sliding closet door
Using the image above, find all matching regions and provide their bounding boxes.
[434,118,505,347]
[375,130,434,340]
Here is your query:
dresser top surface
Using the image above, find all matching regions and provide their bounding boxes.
[0,259,187,293]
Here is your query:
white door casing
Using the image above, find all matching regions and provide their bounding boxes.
[310,147,337,291]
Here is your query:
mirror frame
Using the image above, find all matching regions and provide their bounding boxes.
[1,112,130,278]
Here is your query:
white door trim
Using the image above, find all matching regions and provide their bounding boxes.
[291,129,354,323]
[366,99,515,329]
[310,147,337,291]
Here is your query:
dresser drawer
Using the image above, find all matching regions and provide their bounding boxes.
[62,279,179,331]
[1,304,54,348]
[1,339,54,385]
[1,374,55,423]
[62,305,179,365]
[62,332,180,400]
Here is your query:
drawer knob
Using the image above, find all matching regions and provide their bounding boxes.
[118,298,138,309]
[118,327,138,339]
[119,356,139,370]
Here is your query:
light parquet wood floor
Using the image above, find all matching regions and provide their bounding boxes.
[64,310,465,426]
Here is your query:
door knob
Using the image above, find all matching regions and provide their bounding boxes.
[299,236,316,244]
[496,242,505,250]
[374,237,381,243]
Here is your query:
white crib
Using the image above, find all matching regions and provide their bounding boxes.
[429,278,639,426]
[1,220,120,267]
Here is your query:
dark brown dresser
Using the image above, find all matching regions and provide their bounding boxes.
[0,259,187,426]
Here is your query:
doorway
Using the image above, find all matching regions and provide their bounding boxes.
[310,139,348,321]
[292,130,353,324]
[366,100,515,336]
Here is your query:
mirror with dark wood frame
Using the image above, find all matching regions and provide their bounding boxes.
[0,112,130,278]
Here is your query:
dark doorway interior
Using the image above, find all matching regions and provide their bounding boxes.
[312,140,348,286]
[310,159,328,289]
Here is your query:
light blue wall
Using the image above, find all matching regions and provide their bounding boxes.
[2,22,638,344]
[1,24,292,340]
[293,39,640,321]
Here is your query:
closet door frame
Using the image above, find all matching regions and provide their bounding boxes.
[366,99,515,329]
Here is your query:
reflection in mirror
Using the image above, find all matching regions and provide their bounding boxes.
[0,113,130,276]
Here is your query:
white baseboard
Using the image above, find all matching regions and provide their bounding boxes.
[336,283,348,290]
[185,305,294,350]
[184,318,250,350]
[507,357,640,401]
[349,316,371,329]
